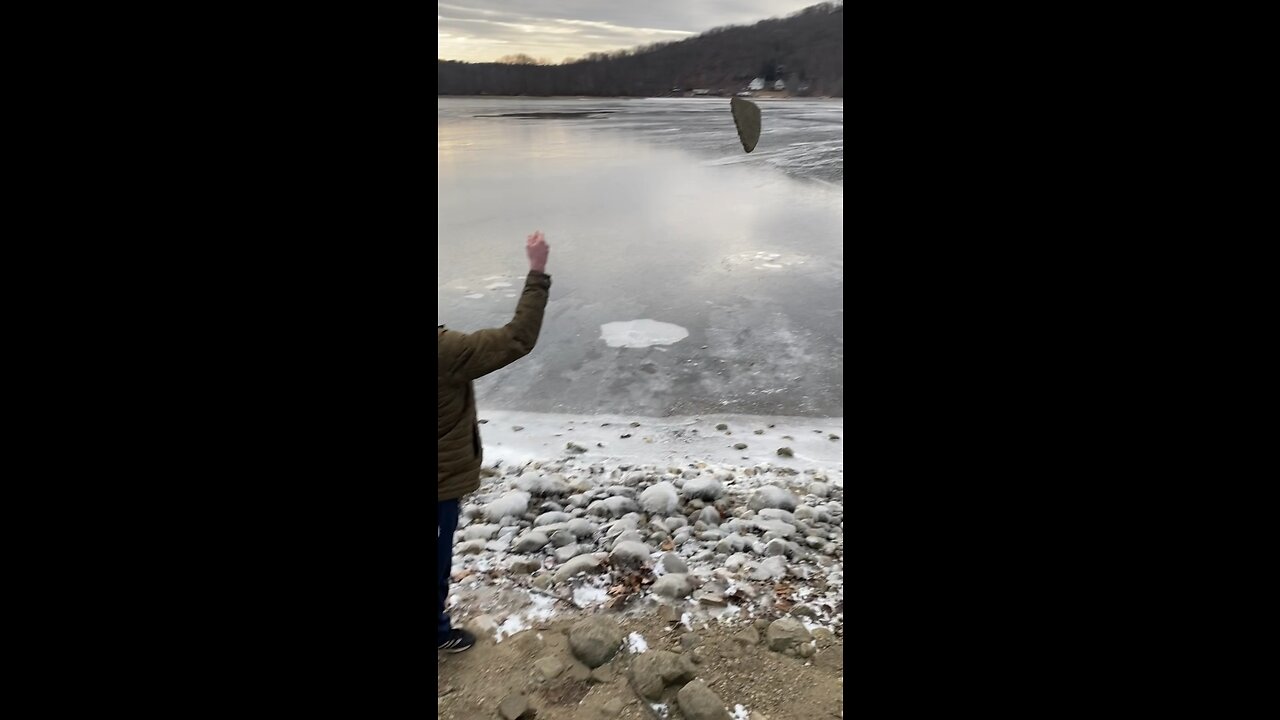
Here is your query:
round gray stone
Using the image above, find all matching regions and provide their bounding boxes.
[568,616,624,668]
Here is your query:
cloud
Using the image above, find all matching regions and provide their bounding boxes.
[437,0,826,63]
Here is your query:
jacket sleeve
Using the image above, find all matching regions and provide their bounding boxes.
[441,271,551,381]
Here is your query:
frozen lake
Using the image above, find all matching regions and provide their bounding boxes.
[438,97,843,417]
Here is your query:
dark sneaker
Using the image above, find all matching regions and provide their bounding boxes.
[438,628,476,653]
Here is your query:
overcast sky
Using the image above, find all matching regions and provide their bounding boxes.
[438,1,828,63]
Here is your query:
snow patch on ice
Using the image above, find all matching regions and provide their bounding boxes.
[600,319,689,348]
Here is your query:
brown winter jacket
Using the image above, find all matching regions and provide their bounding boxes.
[438,270,551,501]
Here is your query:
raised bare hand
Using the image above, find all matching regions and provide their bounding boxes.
[526,231,549,273]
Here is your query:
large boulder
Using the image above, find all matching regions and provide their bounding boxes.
[569,616,624,668]
[554,543,586,563]
[608,530,645,550]
[639,481,679,514]
[681,476,724,500]
[565,518,596,538]
[630,650,696,701]
[754,520,797,538]
[485,491,531,521]
[714,533,749,554]
[609,541,652,568]
[748,485,799,512]
[553,552,608,583]
[590,496,641,517]
[651,573,693,599]
[696,507,721,526]
[660,553,688,574]
[498,694,529,720]
[756,508,796,525]
[766,617,812,652]
[677,678,730,720]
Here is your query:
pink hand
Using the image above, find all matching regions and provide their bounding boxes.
[526,231,549,273]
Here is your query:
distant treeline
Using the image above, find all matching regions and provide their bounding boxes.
[438,2,843,97]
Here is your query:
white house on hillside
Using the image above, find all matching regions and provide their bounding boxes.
[748,77,765,91]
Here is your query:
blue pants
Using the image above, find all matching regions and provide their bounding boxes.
[438,499,460,643]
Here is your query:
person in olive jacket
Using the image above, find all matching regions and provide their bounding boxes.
[437,231,551,652]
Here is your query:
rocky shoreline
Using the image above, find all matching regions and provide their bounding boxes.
[442,414,843,719]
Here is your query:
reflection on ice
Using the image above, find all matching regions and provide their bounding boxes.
[439,97,843,417]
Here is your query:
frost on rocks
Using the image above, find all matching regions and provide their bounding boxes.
[485,491,531,521]
[463,523,500,541]
[534,511,572,526]
[517,475,570,496]
[748,556,788,581]
[441,415,843,660]
[566,518,595,538]
[513,531,549,553]
[640,481,679,514]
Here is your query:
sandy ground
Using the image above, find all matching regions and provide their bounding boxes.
[438,609,843,720]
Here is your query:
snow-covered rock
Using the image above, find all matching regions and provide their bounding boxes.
[640,481,679,514]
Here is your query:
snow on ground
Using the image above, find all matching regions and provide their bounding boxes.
[477,411,843,475]
[628,632,649,654]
